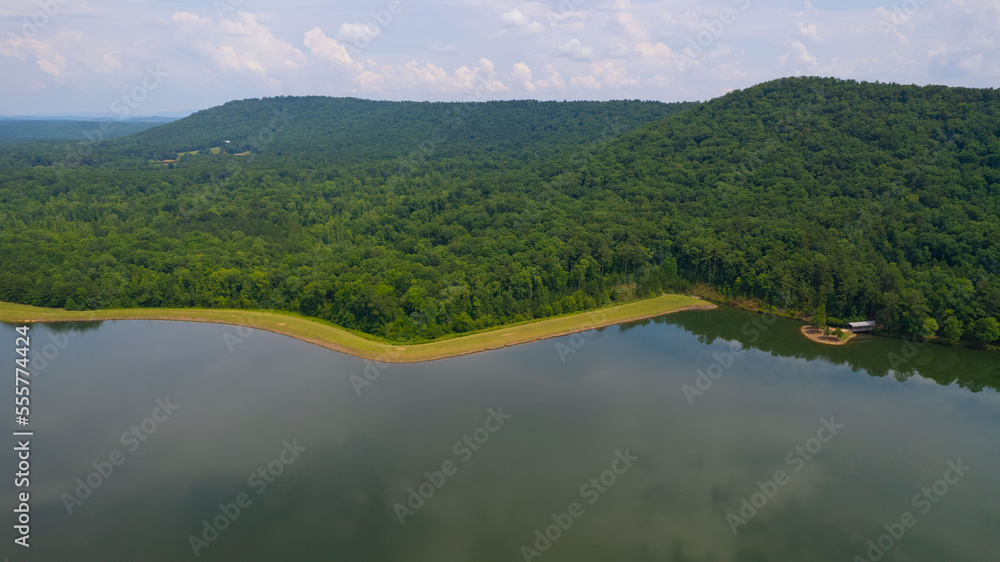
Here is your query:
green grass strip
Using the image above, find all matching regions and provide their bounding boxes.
[0,294,714,362]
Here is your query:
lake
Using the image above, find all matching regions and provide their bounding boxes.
[2,305,998,561]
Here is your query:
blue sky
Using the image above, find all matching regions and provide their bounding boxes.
[1,0,997,116]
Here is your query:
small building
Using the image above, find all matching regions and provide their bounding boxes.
[848,321,875,333]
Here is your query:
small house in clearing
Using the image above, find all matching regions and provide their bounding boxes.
[848,321,876,333]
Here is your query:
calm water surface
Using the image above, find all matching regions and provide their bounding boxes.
[1,305,998,561]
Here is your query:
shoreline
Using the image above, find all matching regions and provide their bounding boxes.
[0,295,716,363]
[800,325,856,346]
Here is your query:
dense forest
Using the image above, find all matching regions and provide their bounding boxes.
[1,77,998,347]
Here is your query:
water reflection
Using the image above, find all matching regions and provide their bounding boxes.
[46,321,104,334]
[0,311,996,562]
[652,306,1000,392]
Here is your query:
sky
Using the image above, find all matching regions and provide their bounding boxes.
[1,0,998,117]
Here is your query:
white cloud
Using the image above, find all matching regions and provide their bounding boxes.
[570,74,600,90]
[395,57,508,95]
[501,9,530,27]
[357,69,385,91]
[3,0,1000,111]
[634,41,676,59]
[545,4,588,31]
[0,27,132,90]
[591,60,638,88]
[798,21,821,41]
[512,61,535,91]
[337,23,380,44]
[567,60,637,91]
[303,24,512,96]
[173,10,306,84]
[779,40,818,70]
[612,0,649,42]
[171,11,210,28]
[332,57,510,96]
[35,50,67,77]
[0,37,26,60]
[500,7,546,35]
[96,53,122,74]
[534,64,566,91]
[470,57,508,94]
[304,28,356,67]
[558,38,595,61]
[397,60,450,88]
[2,36,67,80]
[523,20,546,34]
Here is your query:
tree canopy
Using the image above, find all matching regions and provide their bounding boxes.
[1,77,997,347]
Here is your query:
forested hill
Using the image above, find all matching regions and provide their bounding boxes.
[1,77,998,349]
[111,97,695,162]
[582,76,1000,341]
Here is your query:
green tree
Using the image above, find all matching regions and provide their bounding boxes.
[812,304,827,330]
[453,312,474,333]
[920,317,939,340]
[972,317,1000,345]
[940,314,963,344]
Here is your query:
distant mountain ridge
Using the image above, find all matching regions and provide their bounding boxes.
[0,115,180,122]
[110,96,697,162]
[0,119,173,143]
[0,113,187,121]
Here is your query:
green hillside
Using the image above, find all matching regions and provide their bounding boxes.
[582,76,1000,341]
[1,78,998,347]
[111,97,695,162]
